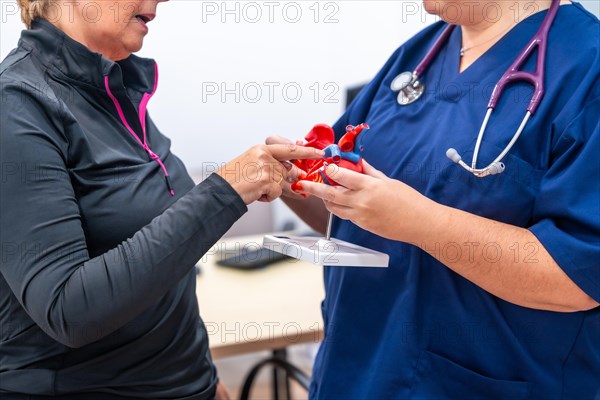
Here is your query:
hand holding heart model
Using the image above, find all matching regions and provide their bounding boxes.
[292,123,369,192]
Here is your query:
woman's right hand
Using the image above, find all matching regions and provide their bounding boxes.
[264,135,311,200]
[264,135,330,234]
[217,144,323,205]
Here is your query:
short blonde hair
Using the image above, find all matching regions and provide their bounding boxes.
[17,0,51,29]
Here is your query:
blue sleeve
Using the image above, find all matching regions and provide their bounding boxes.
[0,81,247,348]
[529,95,600,303]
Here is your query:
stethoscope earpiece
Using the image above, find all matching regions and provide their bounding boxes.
[446,148,462,163]
[446,148,506,178]
[488,162,505,175]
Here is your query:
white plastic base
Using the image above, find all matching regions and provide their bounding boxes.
[263,235,389,268]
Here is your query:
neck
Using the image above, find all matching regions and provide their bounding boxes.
[52,16,127,61]
[458,0,555,72]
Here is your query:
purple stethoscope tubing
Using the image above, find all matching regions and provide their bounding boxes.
[413,24,456,79]
[488,0,560,114]
[414,0,559,112]
[401,0,561,177]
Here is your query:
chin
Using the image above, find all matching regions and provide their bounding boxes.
[132,36,146,51]
[422,0,438,15]
[123,39,145,57]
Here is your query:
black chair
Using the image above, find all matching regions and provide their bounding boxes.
[345,83,367,109]
[239,348,311,400]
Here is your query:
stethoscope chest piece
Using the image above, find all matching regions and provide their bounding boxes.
[390,71,424,105]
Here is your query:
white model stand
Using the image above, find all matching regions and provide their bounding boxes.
[263,213,389,268]
[263,235,389,267]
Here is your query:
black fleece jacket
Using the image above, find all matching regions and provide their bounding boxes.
[0,19,247,399]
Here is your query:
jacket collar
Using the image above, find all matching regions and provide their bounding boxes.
[20,19,157,94]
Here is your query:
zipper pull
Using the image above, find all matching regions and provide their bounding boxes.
[164,175,175,196]
[147,148,159,160]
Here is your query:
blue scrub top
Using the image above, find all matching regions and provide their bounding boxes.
[310,3,600,399]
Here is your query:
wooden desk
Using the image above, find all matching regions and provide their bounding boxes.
[196,236,325,359]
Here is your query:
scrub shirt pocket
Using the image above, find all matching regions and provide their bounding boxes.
[481,140,544,191]
[409,350,531,400]
[443,138,544,226]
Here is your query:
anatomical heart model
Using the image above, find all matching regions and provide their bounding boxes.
[263,123,389,268]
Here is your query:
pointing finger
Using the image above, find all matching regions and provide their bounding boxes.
[267,143,324,161]
[265,135,293,145]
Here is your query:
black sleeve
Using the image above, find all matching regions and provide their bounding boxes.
[0,81,247,348]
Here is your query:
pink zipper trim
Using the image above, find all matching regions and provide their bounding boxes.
[138,63,158,143]
[104,65,174,196]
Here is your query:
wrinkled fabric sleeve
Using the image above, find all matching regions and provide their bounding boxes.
[0,81,247,348]
[529,95,600,304]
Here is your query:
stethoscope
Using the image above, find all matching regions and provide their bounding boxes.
[390,0,560,178]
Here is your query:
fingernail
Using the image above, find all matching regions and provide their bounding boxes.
[315,149,325,156]
[293,182,304,192]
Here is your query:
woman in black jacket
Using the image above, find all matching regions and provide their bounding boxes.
[0,0,322,398]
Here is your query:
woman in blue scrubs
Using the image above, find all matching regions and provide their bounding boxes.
[270,0,600,398]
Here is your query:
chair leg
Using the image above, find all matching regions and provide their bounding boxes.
[272,348,291,399]
[272,360,280,400]
[239,349,311,400]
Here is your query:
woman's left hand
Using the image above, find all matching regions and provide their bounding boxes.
[293,160,435,242]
